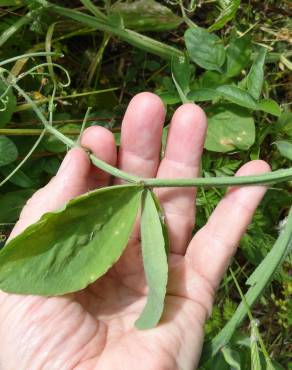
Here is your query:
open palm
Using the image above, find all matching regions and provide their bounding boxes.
[0,93,269,370]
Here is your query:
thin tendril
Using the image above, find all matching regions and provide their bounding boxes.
[0,130,46,188]
[0,52,63,68]
[17,63,71,87]
[77,107,92,145]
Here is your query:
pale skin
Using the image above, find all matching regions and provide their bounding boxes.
[0,93,270,370]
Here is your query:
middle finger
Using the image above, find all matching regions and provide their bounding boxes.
[115,92,166,182]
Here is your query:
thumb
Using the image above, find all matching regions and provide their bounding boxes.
[8,147,90,240]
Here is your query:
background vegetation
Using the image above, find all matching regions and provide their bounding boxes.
[0,0,291,368]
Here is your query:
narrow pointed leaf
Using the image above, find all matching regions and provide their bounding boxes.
[274,141,292,161]
[221,346,241,370]
[257,99,281,117]
[216,85,258,109]
[246,46,267,100]
[0,185,143,295]
[135,190,168,329]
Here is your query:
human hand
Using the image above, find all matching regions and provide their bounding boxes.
[0,93,270,370]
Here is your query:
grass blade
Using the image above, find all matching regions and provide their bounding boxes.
[200,207,292,365]
[38,0,183,60]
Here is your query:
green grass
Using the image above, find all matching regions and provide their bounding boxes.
[0,0,291,368]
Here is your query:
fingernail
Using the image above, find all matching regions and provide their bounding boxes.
[57,151,72,175]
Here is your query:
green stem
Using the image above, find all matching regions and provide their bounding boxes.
[179,0,197,28]
[143,169,292,187]
[77,107,92,145]
[89,154,140,183]
[15,87,119,112]
[9,81,140,184]
[4,75,292,189]
[12,83,76,148]
[0,128,83,136]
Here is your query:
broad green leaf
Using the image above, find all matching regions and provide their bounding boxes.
[0,165,34,188]
[198,70,228,89]
[158,91,180,105]
[110,0,182,32]
[257,99,281,117]
[205,104,255,152]
[225,35,251,77]
[171,55,190,103]
[221,346,241,370]
[185,27,226,72]
[0,185,143,295]
[209,0,240,32]
[274,141,292,161]
[188,88,219,102]
[246,46,267,100]
[43,134,67,153]
[0,80,16,127]
[0,189,35,223]
[0,136,18,167]
[135,190,168,329]
[43,157,60,175]
[216,85,258,109]
[200,207,292,365]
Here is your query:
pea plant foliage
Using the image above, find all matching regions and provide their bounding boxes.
[0,51,291,334]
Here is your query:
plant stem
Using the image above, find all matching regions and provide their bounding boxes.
[16,87,119,112]
[143,169,292,187]
[0,128,83,136]
[5,76,292,189]
[179,0,197,28]
[89,154,140,183]
[12,83,76,147]
[77,107,92,145]
[9,82,141,184]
